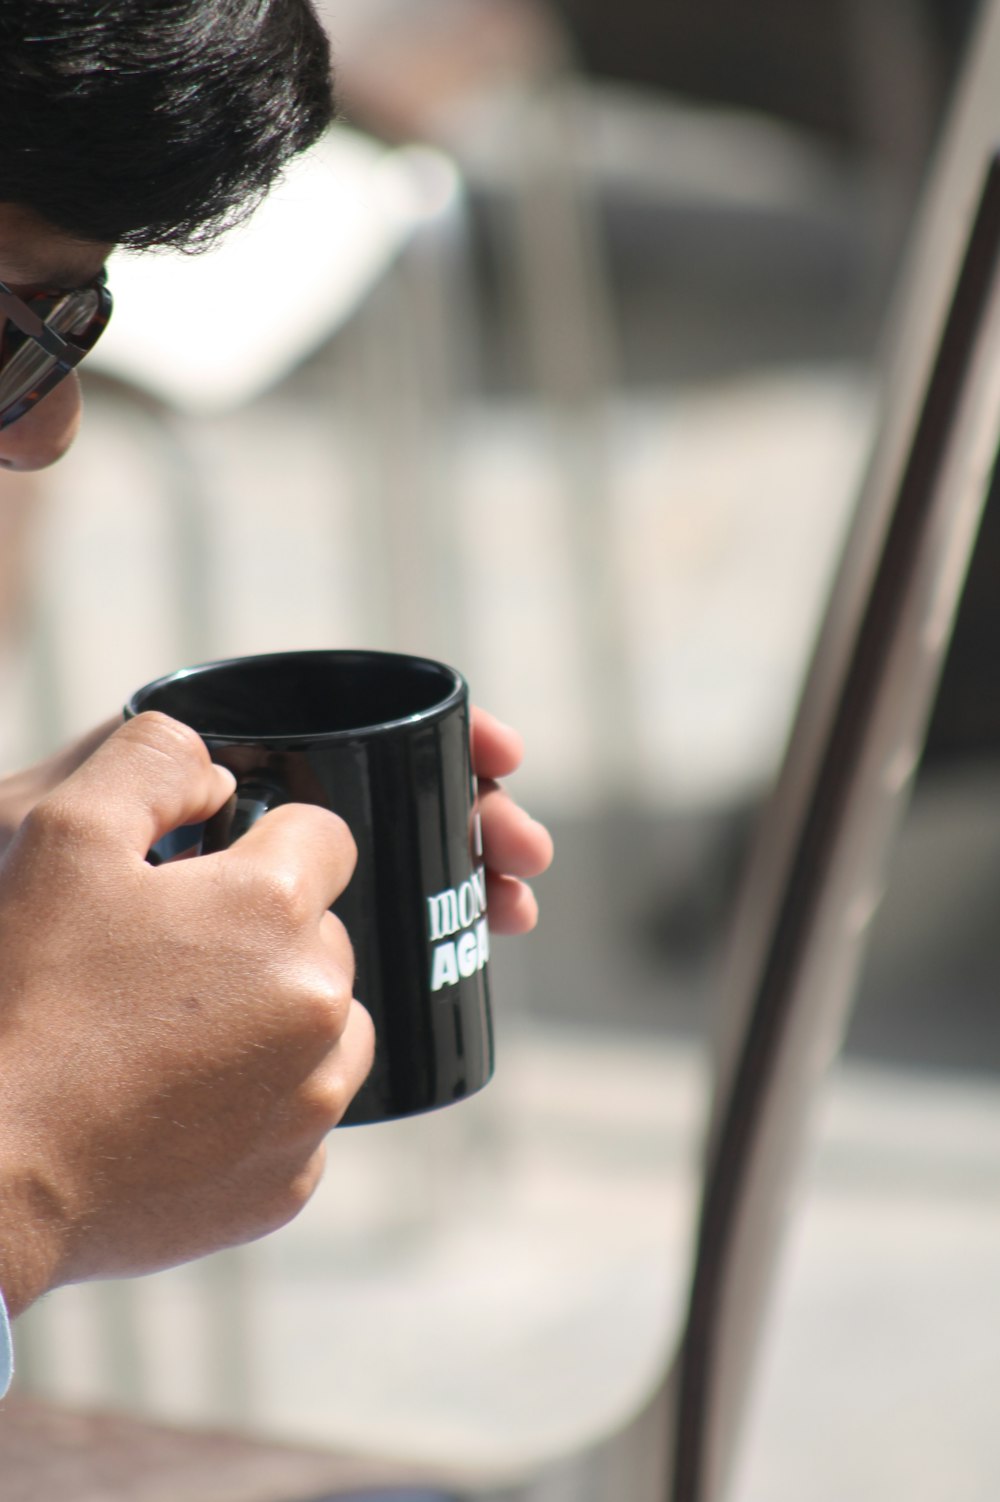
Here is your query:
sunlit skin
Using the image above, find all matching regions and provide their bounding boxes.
[0,200,553,1321]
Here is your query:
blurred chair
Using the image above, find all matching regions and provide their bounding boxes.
[537,2,1000,1498]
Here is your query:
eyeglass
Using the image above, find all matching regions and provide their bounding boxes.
[0,271,113,432]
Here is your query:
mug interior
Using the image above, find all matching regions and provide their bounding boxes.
[131,651,460,740]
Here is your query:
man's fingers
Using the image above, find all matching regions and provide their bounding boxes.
[486,872,539,935]
[479,781,553,879]
[32,712,235,858]
[299,998,376,1130]
[470,706,525,782]
[222,801,358,918]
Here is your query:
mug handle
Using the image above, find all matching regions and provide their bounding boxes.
[146,776,284,864]
[200,775,287,855]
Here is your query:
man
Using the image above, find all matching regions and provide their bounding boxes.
[0,0,552,1389]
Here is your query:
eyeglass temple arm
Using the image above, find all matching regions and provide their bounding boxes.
[0,284,82,365]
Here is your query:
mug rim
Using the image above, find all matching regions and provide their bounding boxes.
[125,648,467,746]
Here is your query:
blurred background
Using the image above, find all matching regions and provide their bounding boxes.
[3,1,999,1498]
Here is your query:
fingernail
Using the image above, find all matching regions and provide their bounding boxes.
[213,764,237,795]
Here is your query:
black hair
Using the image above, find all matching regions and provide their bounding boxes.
[0,0,336,250]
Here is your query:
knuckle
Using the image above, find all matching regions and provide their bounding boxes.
[319,907,354,962]
[271,1151,325,1228]
[301,965,354,1043]
[295,1081,344,1137]
[302,803,357,872]
[299,1053,367,1132]
[353,1003,377,1075]
[24,787,101,849]
[325,805,355,853]
[255,863,313,927]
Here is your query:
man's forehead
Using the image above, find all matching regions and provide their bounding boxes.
[0,202,112,290]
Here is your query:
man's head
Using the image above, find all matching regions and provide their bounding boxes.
[0,0,335,469]
[0,0,335,250]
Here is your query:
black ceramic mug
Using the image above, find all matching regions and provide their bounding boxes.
[125,649,493,1126]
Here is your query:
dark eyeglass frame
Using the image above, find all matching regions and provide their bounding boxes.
[0,270,113,432]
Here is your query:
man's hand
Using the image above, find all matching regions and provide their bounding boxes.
[0,705,555,926]
[0,713,374,1318]
[0,704,552,1318]
[0,717,121,858]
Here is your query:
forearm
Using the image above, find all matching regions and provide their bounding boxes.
[0,767,48,858]
[0,1133,66,1319]
[0,717,120,858]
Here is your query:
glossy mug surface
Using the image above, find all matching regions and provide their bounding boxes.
[126,649,493,1126]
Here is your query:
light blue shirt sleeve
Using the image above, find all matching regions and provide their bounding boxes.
[0,1288,12,1397]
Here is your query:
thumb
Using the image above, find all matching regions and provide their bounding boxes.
[47,711,236,857]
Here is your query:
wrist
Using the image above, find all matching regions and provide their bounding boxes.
[0,768,42,861]
[0,1145,70,1317]
[0,1283,12,1394]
